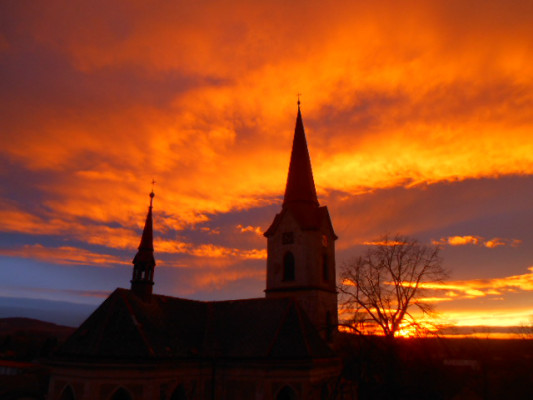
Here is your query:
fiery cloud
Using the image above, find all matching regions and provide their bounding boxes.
[419,266,533,300]
[437,309,533,329]
[236,224,264,236]
[153,238,267,260]
[0,244,128,267]
[362,240,406,246]
[0,0,532,312]
[433,235,522,248]
[2,0,532,232]
[188,244,266,260]
[342,265,533,308]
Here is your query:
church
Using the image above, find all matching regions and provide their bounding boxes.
[46,104,342,400]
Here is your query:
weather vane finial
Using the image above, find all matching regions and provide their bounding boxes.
[297,92,302,108]
[150,179,156,199]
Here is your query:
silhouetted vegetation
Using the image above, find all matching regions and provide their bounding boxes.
[339,234,447,338]
[334,333,533,400]
[0,318,74,400]
[0,318,73,361]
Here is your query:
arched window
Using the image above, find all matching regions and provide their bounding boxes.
[322,253,329,281]
[170,385,187,400]
[283,252,295,281]
[59,385,76,400]
[276,386,297,400]
[110,387,132,400]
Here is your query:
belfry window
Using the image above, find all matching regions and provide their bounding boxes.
[283,252,295,281]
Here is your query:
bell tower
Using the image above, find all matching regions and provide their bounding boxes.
[131,190,156,301]
[264,103,338,341]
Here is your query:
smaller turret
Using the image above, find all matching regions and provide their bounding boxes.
[131,190,156,301]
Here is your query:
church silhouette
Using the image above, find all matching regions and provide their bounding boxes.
[47,105,342,400]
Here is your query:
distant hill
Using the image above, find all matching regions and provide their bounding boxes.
[0,296,98,327]
[0,317,74,339]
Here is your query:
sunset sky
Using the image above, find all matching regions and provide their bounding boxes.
[1,0,532,333]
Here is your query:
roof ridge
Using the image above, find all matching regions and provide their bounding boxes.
[265,298,293,357]
[119,291,155,356]
[91,289,121,354]
[294,301,314,357]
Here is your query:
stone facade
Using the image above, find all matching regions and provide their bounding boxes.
[49,358,340,400]
[265,207,338,341]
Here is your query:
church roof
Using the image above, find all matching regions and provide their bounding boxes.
[54,289,335,362]
[283,105,319,208]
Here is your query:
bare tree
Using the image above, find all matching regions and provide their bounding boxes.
[517,315,533,340]
[339,234,447,339]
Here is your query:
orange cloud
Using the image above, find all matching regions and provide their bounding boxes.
[433,235,522,248]
[1,0,533,309]
[362,240,405,246]
[155,238,266,260]
[418,266,533,300]
[484,238,523,248]
[438,308,533,328]
[2,0,531,235]
[0,244,128,267]
[236,224,264,236]
[0,203,141,250]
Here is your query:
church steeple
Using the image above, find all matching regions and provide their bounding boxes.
[264,102,338,342]
[283,103,319,208]
[131,190,156,300]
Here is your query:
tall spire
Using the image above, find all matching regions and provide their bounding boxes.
[136,190,154,255]
[283,102,319,207]
[131,189,156,300]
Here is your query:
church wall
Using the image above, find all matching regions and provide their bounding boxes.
[48,362,208,400]
[265,212,336,293]
[48,358,340,400]
[265,210,339,338]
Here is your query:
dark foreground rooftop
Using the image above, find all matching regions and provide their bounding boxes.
[54,288,335,362]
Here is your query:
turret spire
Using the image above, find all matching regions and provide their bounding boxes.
[131,189,156,300]
[283,103,319,207]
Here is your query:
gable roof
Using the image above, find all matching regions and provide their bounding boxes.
[54,289,335,362]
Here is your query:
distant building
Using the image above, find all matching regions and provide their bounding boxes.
[47,104,341,400]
